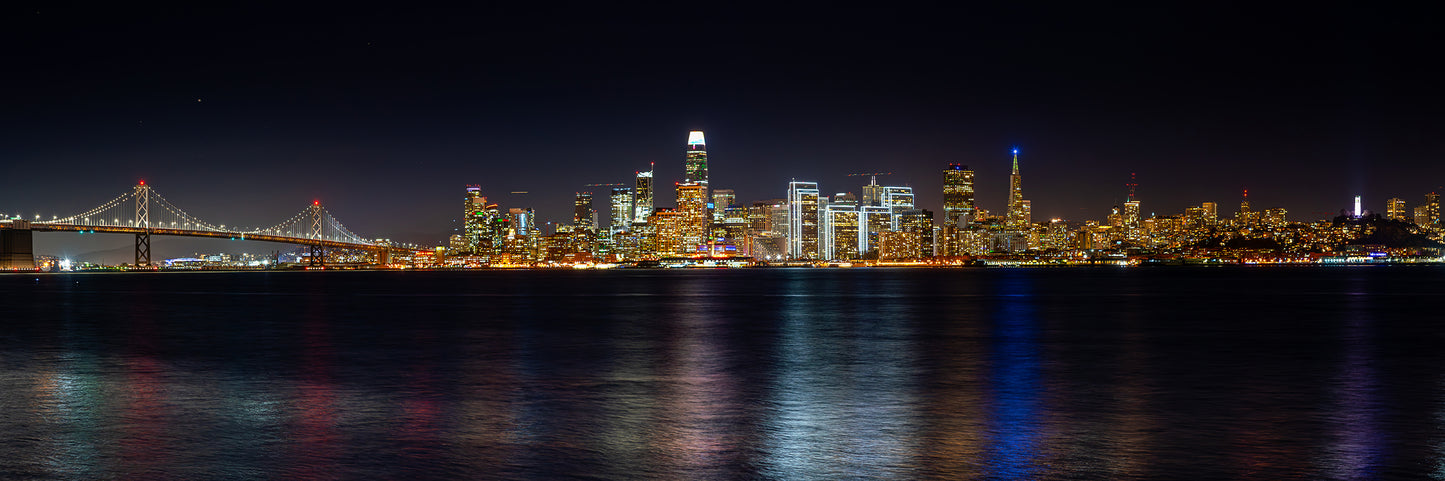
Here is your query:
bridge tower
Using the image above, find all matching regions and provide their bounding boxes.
[134,181,152,267]
[308,201,325,267]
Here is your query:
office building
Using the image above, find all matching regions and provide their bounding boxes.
[611,187,634,233]
[1386,197,1407,221]
[820,196,860,260]
[787,181,820,259]
[677,183,710,250]
[462,185,499,255]
[1006,149,1027,227]
[712,188,735,221]
[943,164,975,226]
[1427,192,1441,227]
[633,166,654,223]
[573,192,595,231]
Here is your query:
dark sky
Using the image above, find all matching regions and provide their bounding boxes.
[4,5,1444,258]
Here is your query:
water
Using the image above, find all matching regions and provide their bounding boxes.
[1,267,1442,480]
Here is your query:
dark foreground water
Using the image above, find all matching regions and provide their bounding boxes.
[2,267,1443,480]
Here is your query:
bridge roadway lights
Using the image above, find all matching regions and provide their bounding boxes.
[1,221,36,269]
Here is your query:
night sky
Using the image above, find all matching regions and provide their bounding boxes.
[4,5,1443,259]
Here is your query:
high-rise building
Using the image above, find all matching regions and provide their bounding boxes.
[749,199,787,235]
[677,183,710,251]
[1123,200,1140,229]
[1237,190,1252,224]
[861,177,884,206]
[633,165,654,223]
[820,194,860,260]
[859,205,891,254]
[712,188,735,221]
[895,208,935,258]
[1019,200,1032,226]
[943,164,975,226]
[505,207,539,261]
[1426,192,1441,227]
[573,192,595,231]
[787,181,820,259]
[1006,149,1027,227]
[1416,205,1432,226]
[462,185,496,254]
[685,131,709,188]
[610,187,634,233]
[647,209,685,256]
[881,186,915,213]
[1123,173,1140,229]
[1386,197,1407,221]
[1201,202,1218,224]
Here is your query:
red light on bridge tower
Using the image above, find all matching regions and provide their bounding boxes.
[138,179,145,186]
[314,200,320,206]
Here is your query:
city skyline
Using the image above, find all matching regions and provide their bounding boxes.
[4,6,1444,254]
[7,132,1445,263]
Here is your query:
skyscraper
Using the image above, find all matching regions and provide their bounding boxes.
[1386,197,1407,221]
[712,188,735,221]
[610,187,633,233]
[820,194,859,260]
[943,164,975,226]
[861,175,884,206]
[573,192,595,231]
[787,181,820,259]
[633,165,654,223]
[685,131,709,188]
[1006,149,1026,227]
[881,186,915,229]
[676,183,710,251]
[1426,192,1441,227]
[462,185,492,254]
[1123,172,1140,229]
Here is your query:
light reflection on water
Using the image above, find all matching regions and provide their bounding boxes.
[1,267,1443,480]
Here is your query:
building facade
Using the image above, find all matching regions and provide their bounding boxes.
[787,181,820,259]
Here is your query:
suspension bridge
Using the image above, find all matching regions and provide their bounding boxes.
[1,181,417,269]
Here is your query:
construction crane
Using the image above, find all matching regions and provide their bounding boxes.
[847,172,893,185]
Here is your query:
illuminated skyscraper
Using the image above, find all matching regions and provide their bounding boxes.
[1123,173,1140,229]
[943,164,975,226]
[462,185,495,254]
[1201,202,1218,224]
[610,187,633,233]
[574,192,595,230]
[1426,192,1441,227]
[1237,190,1252,224]
[1006,149,1026,227]
[685,131,709,188]
[712,188,735,221]
[787,181,820,259]
[820,194,859,260]
[861,177,884,206]
[676,183,710,250]
[859,205,891,254]
[1386,197,1407,221]
[633,165,654,223]
[881,186,915,214]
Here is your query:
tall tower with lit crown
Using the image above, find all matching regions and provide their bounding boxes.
[633,164,654,223]
[685,131,709,188]
[1006,149,1026,226]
